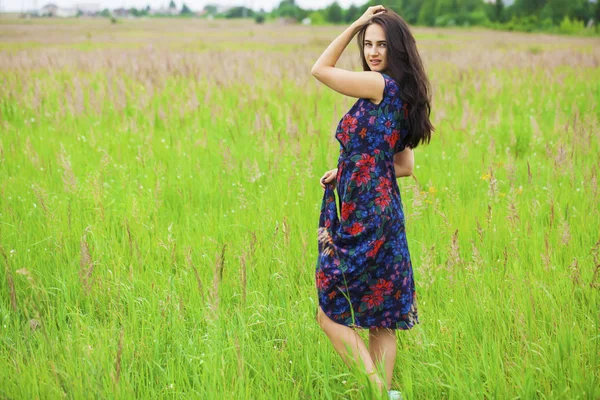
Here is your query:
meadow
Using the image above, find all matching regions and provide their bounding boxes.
[0,17,599,399]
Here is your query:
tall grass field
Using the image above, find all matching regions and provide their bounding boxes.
[0,18,599,399]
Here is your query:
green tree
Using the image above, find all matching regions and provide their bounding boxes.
[495,0,504,22]
[180,3,193,15]
[278,2,298,19]
[225,6,254,18]
[203,4,218,14]
[344,4,361,23]
[326,1,343,23]
[275,0,307,20]
[383,0,404,14]
[418,0,437,26]
[433,0,458,26]
[169,0,177,10]
[513,0,547,17]
[402,0,424,23]
[540,0,569,24]
[309,10,326,24]
[570,0,593,23]
[435,0,458,16]
[596,0,600,31]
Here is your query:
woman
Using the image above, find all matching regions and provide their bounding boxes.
[312,5,433,399]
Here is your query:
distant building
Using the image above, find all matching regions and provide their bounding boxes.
[39,3,58,16]
[39,3,76,17]
[112,7,130,17]
[149,4,179,16]
[76,3,101,16]
[56,7,77,17]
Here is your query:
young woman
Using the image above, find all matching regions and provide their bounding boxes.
[312,6,433,399]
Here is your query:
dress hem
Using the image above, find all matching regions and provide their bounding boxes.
[317,304,420,331]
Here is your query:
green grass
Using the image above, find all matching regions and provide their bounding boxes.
[0,18,599,399]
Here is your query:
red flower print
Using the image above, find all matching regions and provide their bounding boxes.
[341,202,356,220]
[316,270,330,290]
[384,130,399,149]
[402,103,409,118]
[337,130,350,146]
[366,237,385,258]
[361,292,384,309]
[374,194,391,212]
[372,278,394,295]
[375,177,392,195]
[356,154,376,170]
[341,114,358,133]
[358,127,367,138]
[353,168,371,187]
[347,222,365,235]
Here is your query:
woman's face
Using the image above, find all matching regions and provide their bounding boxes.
[364,23,388,72]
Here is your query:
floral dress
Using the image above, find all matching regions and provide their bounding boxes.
[315,72,419,330]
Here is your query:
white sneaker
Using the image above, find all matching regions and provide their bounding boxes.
[388,389,403,400]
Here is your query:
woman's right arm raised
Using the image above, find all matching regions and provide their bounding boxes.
[311,6,387,102]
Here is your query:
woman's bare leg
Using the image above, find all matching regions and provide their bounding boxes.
[316,306,386,395]
[368,327,397,390]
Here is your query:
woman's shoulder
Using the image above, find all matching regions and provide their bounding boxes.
[379,72,400,99]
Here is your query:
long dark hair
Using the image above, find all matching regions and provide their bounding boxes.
[357,9,433,149]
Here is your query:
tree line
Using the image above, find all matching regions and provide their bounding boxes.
[247,0,600,34]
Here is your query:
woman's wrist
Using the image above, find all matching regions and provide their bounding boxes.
[349,21,362,35]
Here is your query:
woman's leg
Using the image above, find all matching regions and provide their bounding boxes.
[368,327,397,390]
[316,306,386,394]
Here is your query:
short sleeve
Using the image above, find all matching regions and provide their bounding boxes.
[380,72,400,100]
[394,109,411,154]
[394,131,407,154]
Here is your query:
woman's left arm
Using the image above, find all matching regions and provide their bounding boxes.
[393,148,414,178]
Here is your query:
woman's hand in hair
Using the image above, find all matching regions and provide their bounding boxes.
[354,5,386,26]
[319,168,338,189]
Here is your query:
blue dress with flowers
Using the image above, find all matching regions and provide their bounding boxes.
[315,72,419,330]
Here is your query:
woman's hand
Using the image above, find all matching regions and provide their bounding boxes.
[319,168,338,189]
[354,5,387,26]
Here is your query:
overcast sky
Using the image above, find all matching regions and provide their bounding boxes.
[2,0,366,12]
